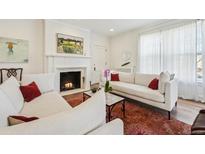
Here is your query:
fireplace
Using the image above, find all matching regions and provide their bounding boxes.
[60,71,81,91]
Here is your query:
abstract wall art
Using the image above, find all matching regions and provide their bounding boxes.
[0,37,29,63]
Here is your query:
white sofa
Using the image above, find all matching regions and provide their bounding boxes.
[109,72,178,119]
[0,74,123,135]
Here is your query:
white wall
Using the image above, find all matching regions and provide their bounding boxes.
[0,20,44,73]
[44,20,91,56]
[44,20,110,68]
[110,30,139,71]
[0,19,110,78]
[44,20,92,70]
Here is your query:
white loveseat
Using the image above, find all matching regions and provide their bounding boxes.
[109,72,178,119]
[0,74,123,135]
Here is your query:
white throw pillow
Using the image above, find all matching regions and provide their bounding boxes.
[0,77,24,112]
[0,90,18,127]
[159,71,170,94]
[170,73,175,80]
[22,73,55,93]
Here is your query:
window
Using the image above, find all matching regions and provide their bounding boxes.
[139,20,205,102]
[139,32,161,74]
[140,21,203,82]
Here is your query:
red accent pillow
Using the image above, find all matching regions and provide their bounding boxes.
[20,82,41,102]
[148,78,159,90]
[111,73,120,81]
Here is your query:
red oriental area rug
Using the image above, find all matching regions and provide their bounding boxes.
[64,93,191,135]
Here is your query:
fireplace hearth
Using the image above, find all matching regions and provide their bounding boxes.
[60,71,81,91]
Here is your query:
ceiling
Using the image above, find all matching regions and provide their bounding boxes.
[58,19,164,37]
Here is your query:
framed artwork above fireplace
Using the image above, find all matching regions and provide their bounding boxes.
[57,33,84,55]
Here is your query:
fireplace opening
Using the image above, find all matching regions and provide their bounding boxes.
[60,71,81,91]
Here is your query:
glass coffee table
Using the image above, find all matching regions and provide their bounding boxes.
[83,90,125,121]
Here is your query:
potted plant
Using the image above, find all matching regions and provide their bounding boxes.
[104,69,112,93]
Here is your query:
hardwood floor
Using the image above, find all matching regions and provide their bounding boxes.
[172,99,205,125]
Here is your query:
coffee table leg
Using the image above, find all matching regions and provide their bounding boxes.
[108,106,111,122]
[122,100,125,118]
[83,93,85,101]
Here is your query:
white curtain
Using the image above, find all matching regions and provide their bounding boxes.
[201,21,205,102]
[139,22,203,101]
[139,32,161,74]
[161,22,198,100]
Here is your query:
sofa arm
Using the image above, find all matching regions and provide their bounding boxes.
[165,79,178,111]
[0,90,106,135]
[87,119,124,135]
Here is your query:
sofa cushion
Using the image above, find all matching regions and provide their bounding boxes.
[88,118,123,135]
[135,73,159,86]
[118,72,134,83]
[20,91,72,118]
[20,82,41,102]
[0,90,18,127]
[110,81,164,102]
[0,76,24,112]
[22,73,55,93]
[0,90,106,135]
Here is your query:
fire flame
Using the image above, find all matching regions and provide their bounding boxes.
[65,82,73,89]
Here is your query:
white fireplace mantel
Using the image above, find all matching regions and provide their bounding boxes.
[52,63,91,95]
[55,66,87,70]
[45,53,91,58]
[44,49,92,95]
